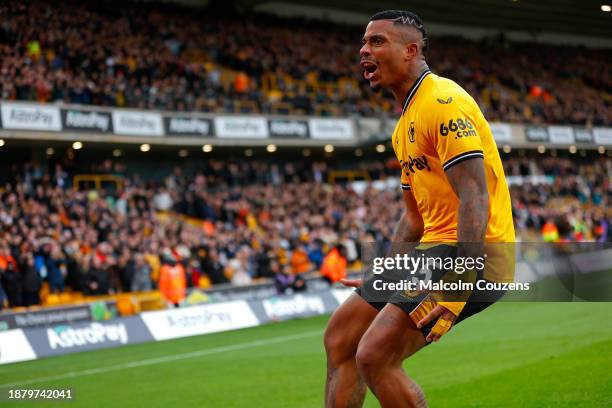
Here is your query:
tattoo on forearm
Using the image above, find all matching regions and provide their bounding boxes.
[445,158,489,242]
[393,213,422,243]
[457,190,488,242]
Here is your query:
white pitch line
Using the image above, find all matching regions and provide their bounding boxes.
[0,329,323,388]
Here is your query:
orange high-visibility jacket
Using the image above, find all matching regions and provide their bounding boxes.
[320,248,347,283]
[159,263,186,304]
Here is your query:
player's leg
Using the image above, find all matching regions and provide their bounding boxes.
[324,293,380,408]
[355,303,428,408]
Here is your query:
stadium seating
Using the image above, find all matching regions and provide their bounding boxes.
[0,0,610,125]
[0,1,610,310]
[0,154,609,309]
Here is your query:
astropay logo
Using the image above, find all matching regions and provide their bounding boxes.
[263,295,325,319]
[47,322,128,349]
[166,309,233,328]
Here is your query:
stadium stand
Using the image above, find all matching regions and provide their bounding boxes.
[1,3,611,407]
[0,0,610,311]
[507,156,610,242]
[0,154,610,308]
[0,0,610,125]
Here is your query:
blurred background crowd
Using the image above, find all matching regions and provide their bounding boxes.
[1,154,610,308]
[0,0,610,309]
[1,0,610,124]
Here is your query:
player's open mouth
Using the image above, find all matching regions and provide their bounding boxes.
[361,61,378,80]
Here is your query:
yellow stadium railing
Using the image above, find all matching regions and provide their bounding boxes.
[234,100,259,113]
[328,170,371,184]
[39,290,165,314]
[315,104,336,116]
[73,174,124,192]
[269,102,293,115]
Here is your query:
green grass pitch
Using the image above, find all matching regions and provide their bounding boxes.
[1,302,611,407]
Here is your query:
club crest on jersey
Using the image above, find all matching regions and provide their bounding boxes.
[409,122,415,143]
[401,155,430,175]
[437,96,453,104]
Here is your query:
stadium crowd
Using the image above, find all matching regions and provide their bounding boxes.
[506,156,610,242]
[0,158,399,308]
[0,0,610,125]
[0,154,610,308]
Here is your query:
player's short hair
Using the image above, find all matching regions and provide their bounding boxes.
[370,10,428,53]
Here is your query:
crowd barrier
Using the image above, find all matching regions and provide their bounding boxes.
[0,288,352,365]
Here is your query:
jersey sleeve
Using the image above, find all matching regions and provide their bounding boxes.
[425,94,484,172]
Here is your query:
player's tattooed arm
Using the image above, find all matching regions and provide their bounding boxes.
[393,189,424,243]
[445,157,489,243]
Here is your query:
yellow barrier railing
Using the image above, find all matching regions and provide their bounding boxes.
[328,170,371,184]
[40,290,165,315]
[73,174,124,191]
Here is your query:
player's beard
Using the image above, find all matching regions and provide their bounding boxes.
[367,74,382,91]
[368,71,383,91]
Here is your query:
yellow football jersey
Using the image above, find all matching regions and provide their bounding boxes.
[392,69,515,244]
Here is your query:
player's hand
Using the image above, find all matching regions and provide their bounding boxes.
[417,305,457,343]
[339,278,362,288]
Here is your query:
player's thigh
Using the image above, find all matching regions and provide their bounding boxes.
[356,303,427,368]
[324,293,379,359]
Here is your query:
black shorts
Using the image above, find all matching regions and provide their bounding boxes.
[355,244,506,338]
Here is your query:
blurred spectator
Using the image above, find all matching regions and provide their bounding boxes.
[542,219,559,242]
[289,243,311,275]
[0,283,6,310]
[0,255,22,307]
[185,258,207,288]
[158,250,186,307]
[254,246,274,279]
[274,264,307,295]
[204,249,229,285]
[86,255,110,295]
[234,72,249,94]
[153,188,174,212]
[307,239,325,269]
[131,253,153,292]
[320,245,348,284]
[21,254,42,306]
[228,246,253,286]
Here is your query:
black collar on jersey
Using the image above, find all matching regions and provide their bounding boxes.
[401,69,431,114]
